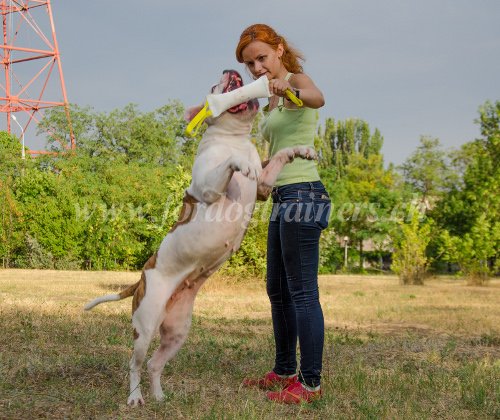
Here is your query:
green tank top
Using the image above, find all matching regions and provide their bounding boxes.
[260,73,320,187]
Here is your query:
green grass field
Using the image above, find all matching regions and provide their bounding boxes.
[1,270,499,419]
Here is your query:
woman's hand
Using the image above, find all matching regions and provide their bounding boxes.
[268,79,292,97]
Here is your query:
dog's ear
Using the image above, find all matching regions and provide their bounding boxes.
[184,104,205,122]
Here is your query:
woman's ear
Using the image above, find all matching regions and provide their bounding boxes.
[184,104,204,122]
[277,43,284,59]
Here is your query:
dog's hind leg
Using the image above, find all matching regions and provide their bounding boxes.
[147,279,206,401]
[128,326,153,406]
[127,270,179,407]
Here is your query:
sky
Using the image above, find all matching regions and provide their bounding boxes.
[5,0,500,166]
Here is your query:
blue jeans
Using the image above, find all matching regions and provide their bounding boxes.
[267,181,331,387]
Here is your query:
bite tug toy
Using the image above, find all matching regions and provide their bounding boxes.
[186,75,303,136]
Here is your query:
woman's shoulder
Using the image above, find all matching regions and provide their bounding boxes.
[289,72,314,87]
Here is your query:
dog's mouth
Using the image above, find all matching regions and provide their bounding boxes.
[213,69,260,114]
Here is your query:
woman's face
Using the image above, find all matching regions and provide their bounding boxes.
[241,40,286,80]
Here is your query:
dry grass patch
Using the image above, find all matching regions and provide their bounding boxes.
[1,270,499,419]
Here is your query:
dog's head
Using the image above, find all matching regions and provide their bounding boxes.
[185,70,260,125]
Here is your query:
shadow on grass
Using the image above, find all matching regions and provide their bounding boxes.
[97,282,137,293]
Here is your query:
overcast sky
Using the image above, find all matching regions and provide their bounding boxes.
[9,0,500,166]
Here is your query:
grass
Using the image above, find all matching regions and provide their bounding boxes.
[0,269,499,419]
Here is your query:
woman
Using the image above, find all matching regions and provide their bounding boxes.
[236,24,331,404]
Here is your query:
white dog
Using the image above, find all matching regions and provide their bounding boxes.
[84,70,316,406]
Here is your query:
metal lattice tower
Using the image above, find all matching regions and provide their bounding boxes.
[0,0,74,155]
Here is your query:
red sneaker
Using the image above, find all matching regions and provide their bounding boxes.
[266,381,321,404]
[242,371,298,390]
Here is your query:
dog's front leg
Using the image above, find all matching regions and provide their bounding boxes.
[189,147,260,204]
[257,146,317,200]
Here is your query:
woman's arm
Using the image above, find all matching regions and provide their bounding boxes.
[268,73,325,109]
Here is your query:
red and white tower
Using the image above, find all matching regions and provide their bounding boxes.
[0,0,74,155]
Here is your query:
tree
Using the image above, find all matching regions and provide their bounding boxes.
[431,100,500,282]
[315,118,401,272]
[1,102,196,270]
[335,153,399,270]
[392,213,432,285]
[40,101,188,165]
[399,136,454,202]
[318,118,384,179]
[438,215,499,285]
[315,117,334,168]
[0,177,22,268]
[0,132,29,267]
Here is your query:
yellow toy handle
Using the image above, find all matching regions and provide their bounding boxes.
[285,89,303,107]
[185,101,213,136]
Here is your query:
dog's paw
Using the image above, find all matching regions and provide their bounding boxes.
[152,390,165,402]
[274,146,316,164]
[127,390,145,407]
[293,146,317,161]
[150,377,165,401]
[257,183,273,201]
[248,164,261,180]
[231,159,261,180]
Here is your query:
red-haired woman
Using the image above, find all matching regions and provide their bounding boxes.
[236,24,331,404]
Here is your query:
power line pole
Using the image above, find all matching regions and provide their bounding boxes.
[0,0,75,155]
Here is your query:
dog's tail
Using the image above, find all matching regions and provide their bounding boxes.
[84,281,140,311]
[84,252,157,312]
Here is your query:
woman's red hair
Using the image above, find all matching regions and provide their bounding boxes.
[235,24,304,74]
